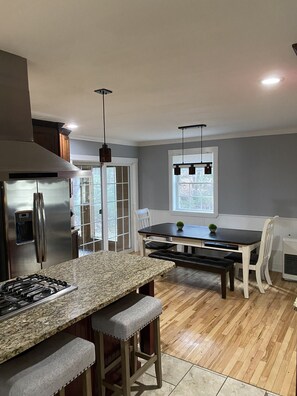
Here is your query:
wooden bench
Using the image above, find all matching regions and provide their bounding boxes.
[148,250,235,299]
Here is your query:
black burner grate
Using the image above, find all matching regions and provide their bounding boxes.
[0,274,77,321]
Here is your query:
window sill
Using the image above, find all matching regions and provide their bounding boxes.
[170,210,219,218]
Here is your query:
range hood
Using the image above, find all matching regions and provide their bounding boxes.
[0,49,80,180]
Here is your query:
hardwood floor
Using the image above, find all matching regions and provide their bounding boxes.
[155,267,297,396]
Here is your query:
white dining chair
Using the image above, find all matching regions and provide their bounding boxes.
[225,216,278,293]
[135,208,175,252]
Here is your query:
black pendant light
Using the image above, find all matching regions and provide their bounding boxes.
[174,165,181,175]
[198,124,212,175]
[189,164,196,175]
[173,124,212,175]
[204,163,212,174]
[94,88,112,163]
[174,127,185,175]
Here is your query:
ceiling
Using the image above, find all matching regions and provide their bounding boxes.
[0,0,296,145]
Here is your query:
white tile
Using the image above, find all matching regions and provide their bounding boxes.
[146,353,192,385]
[131,373,175,395]
[266,392,280,396]
[170,365,226,396]
[218,377,266,396]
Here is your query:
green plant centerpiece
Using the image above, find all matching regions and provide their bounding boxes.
[176,221,184,231]
[208,223,217,234]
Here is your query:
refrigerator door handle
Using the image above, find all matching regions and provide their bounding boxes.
[39,193,47,262]
[33,193,42,263]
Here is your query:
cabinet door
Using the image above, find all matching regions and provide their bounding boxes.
[59,133,70,161]
[71,230,79,259]
[32,119,70,161]
[33,125,60,156]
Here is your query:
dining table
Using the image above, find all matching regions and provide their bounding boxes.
[138,223,262,299]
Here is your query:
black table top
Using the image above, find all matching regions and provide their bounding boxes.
[138,223,262,246]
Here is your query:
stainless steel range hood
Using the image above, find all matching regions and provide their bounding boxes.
[0,49,80,180]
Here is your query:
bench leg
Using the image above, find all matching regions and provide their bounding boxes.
[183,246,196,254]
[221,273,227,299]
[229,265,235,291]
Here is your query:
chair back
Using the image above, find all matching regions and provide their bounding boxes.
[135,208,151,230]
[257,216,278,269]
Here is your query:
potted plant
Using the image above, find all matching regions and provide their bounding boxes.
[208,223,217,234]
[176,221,184,231]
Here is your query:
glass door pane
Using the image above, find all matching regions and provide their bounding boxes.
[72,165,102,257]
[107,165,131,252]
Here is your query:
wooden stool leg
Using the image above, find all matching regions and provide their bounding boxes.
[154,317,162,388]
[94,332,106,396]
[221,272,227,299]
[58,389,65,396]
[121,340,131,396]
[131,334,138,375]
[82,367,92,396]
[229,266,235,291]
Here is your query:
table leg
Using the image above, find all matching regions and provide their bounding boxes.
[241,246,251,299]
[139,234,145,257]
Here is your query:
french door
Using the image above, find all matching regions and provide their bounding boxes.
[72,165,102,256]
[72,161,135,256]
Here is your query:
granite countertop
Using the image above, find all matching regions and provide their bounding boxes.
[0,251,175,364]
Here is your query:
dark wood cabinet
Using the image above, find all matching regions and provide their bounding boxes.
[59,132,70,162]
[71,229,79,259]
[32,119,71,161]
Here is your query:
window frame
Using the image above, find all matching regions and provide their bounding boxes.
[168,146,218,218]
[71,154,138,252]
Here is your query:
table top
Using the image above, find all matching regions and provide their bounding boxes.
[0,251,175,364]
[138,223,262,245]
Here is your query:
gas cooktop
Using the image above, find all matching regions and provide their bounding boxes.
[0,274,77,321]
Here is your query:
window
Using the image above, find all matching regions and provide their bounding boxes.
[169,147,218,216]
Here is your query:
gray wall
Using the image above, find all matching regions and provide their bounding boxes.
[70,133,297,218]
[138,133,297,217]
[70,139,139,158]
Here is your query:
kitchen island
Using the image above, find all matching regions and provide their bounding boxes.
[0,251,175,394]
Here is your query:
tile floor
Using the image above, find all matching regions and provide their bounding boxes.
[132,353,279,396]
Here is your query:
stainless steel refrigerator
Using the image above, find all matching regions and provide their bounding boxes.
[0,178,72,280]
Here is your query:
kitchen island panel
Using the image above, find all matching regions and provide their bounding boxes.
[0,251,174,364]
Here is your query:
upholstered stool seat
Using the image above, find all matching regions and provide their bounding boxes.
[0,332,95,396]
[92,292,162,396]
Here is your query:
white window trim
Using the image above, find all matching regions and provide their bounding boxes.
[168,146,218,218]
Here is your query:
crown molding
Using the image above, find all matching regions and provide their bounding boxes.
[69,127,297,148]
[70,134,138,146]
[136,127,297,147]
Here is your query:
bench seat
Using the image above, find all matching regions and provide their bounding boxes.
[148,250,234,299]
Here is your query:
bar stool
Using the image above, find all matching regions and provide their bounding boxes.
[91,293,162,396]
[0,332,95,396]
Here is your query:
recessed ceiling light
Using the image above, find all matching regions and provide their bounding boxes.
[65,123,78,129]
[261,77,282,86]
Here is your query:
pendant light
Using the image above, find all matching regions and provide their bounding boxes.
[174,127,184,175]
[173,124,212,175]
[94,88,112,163]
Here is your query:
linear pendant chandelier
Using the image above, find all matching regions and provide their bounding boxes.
[173,124,212,176]
[94,88,112,163]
